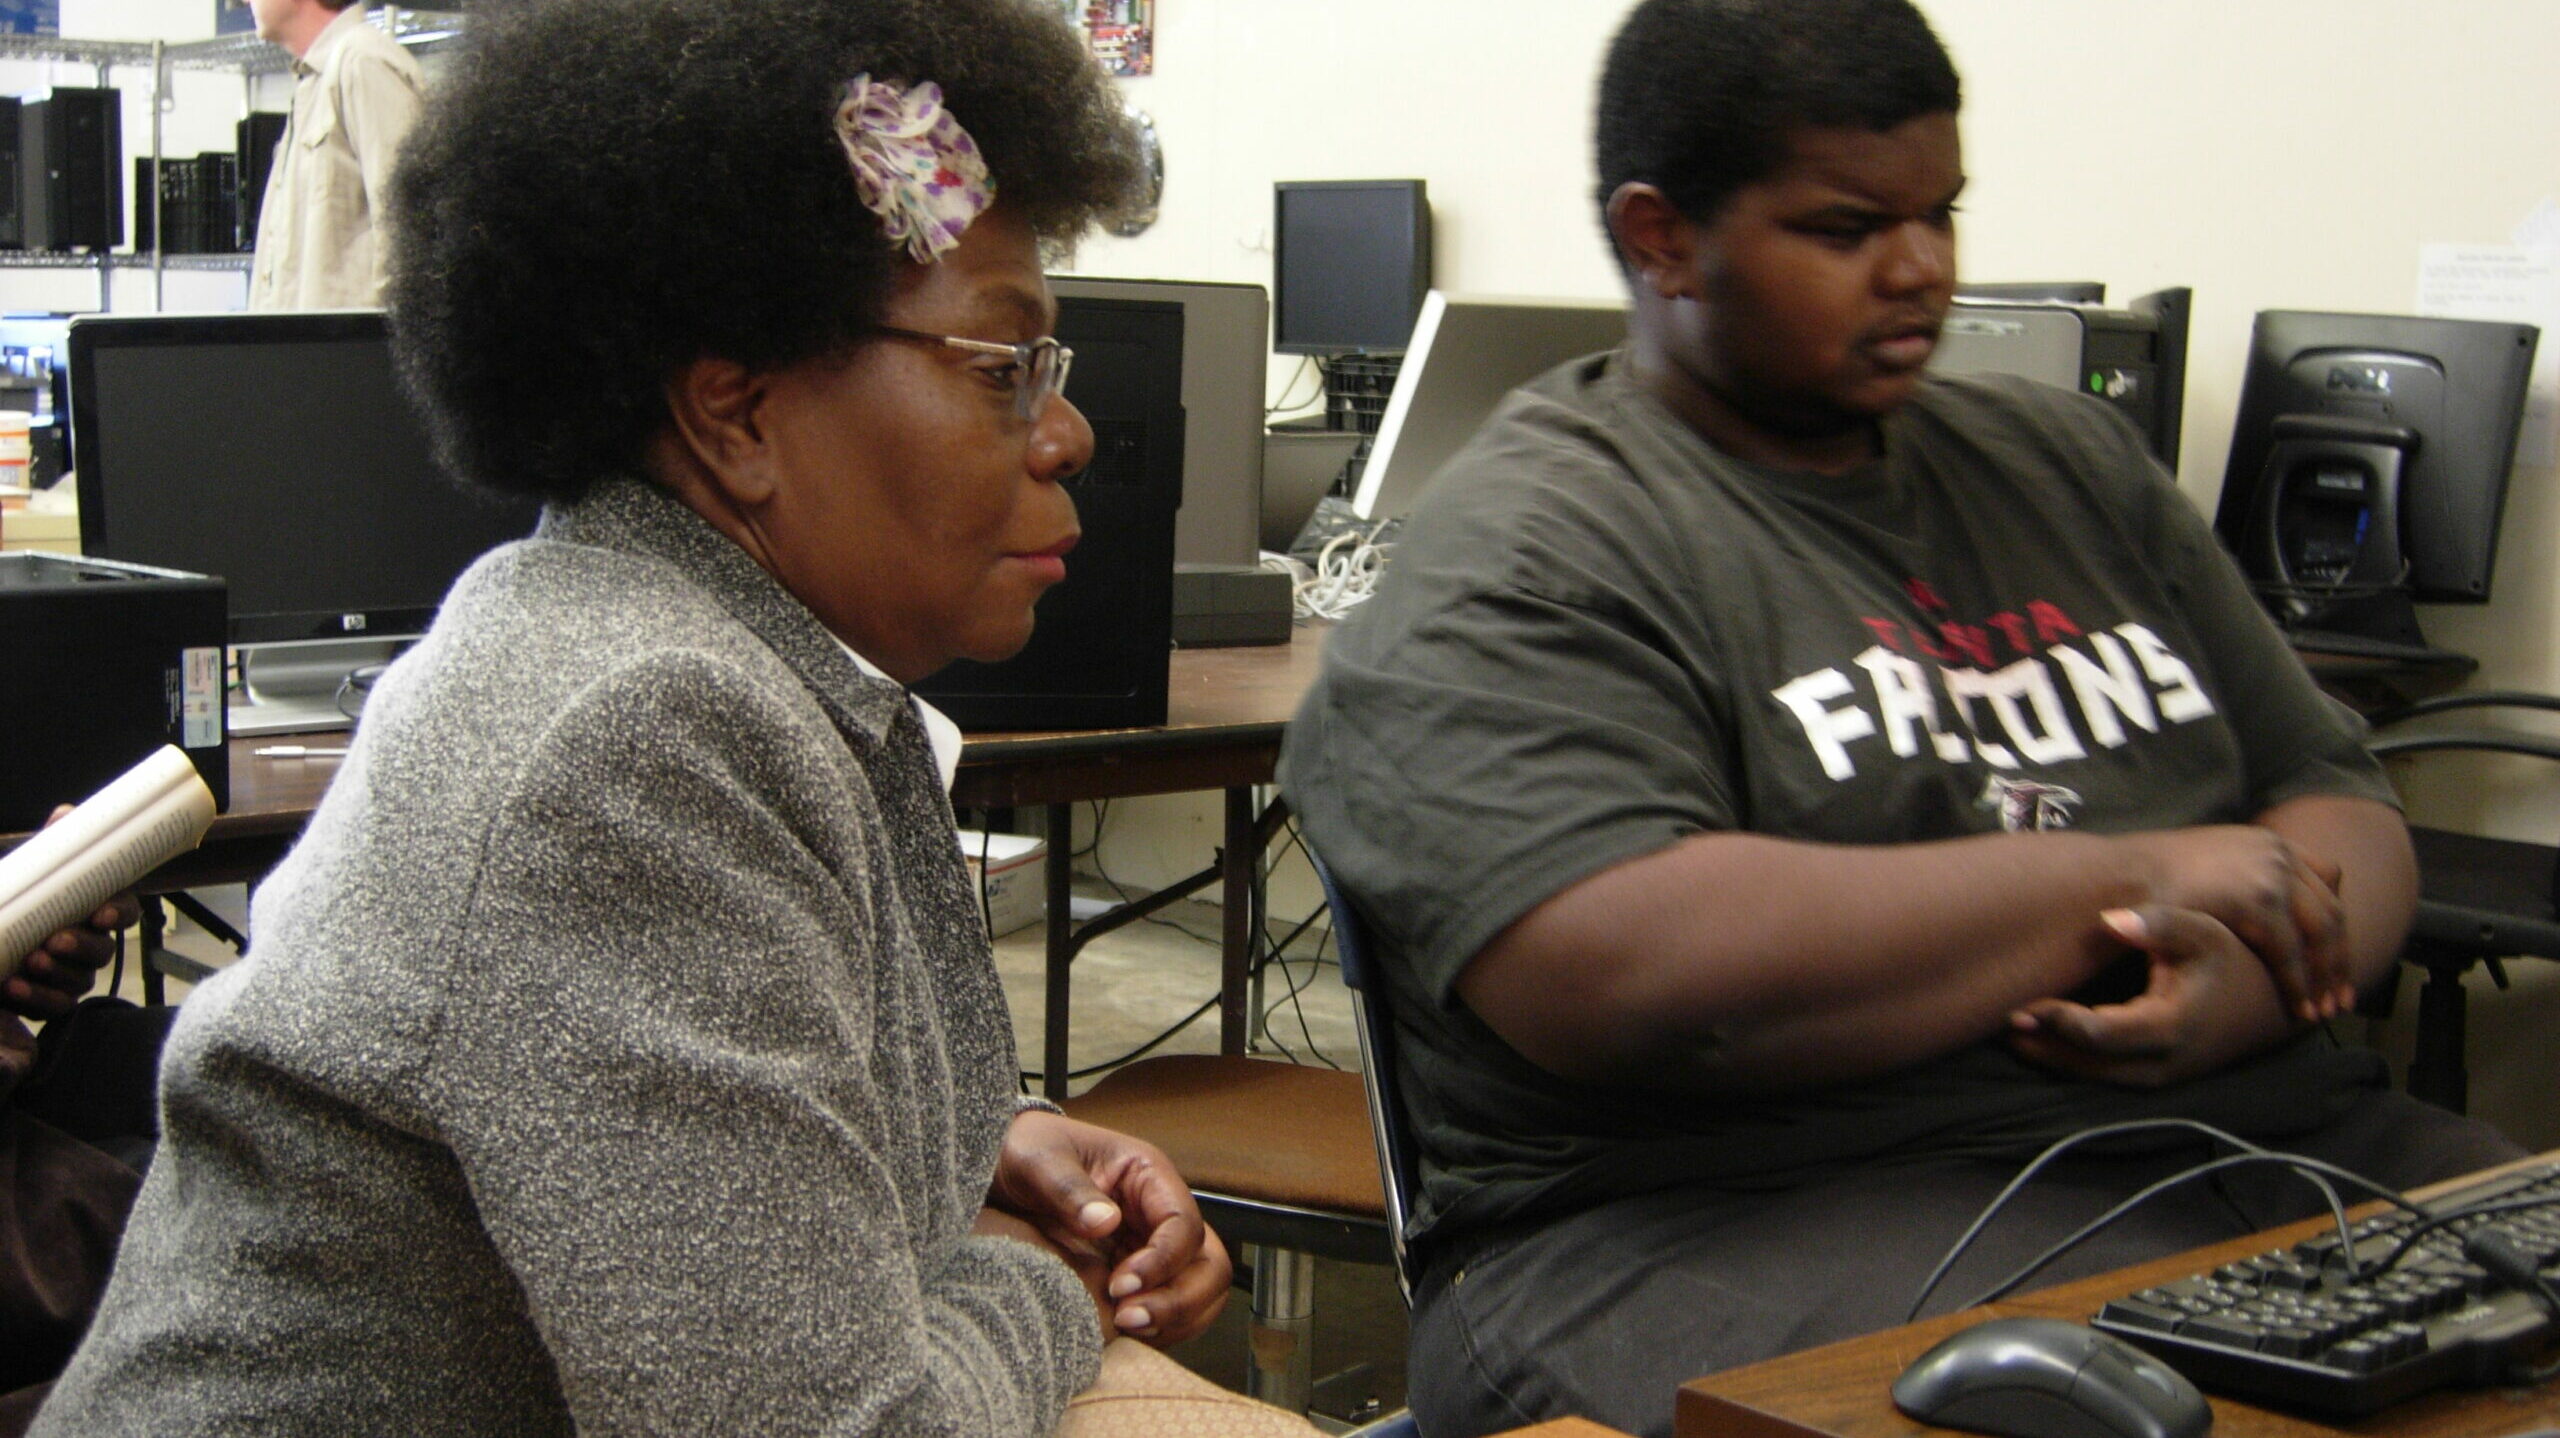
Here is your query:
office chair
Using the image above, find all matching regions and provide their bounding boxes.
[1054,1000,1396,1423]
[2363,690,2560,1112]
[1307,852,1423,1308]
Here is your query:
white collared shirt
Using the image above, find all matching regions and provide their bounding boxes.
[837,642,964,794]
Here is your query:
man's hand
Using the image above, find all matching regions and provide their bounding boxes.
[4,806,140,1021]
[2003,905,2295,1087]
[2124,826,2348,1024]
[986,1109,1229,1346]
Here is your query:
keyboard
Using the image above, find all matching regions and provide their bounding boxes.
[2091,1160,2560,1418]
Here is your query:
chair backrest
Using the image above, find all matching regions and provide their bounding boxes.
[2366,689,2560,918]
[1308,849,1423,1306]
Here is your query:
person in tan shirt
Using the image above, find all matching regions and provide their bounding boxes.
[246,0,424,310]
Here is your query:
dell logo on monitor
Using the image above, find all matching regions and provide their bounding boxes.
[339,614,368,632]
[2326,364,2392,395]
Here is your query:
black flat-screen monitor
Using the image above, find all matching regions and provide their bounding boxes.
[1274,179,1432,356]
[2213,311,2538,640]
[68,309,541,649]
[911,294,1183,730]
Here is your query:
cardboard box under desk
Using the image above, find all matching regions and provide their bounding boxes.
[959,830,1046,938]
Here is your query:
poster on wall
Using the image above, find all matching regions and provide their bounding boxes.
[0,0,58,37]
[215,0,257,35]
[1058,0,1154,77]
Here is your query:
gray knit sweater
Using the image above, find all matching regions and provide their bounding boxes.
[34,478,1102,1435]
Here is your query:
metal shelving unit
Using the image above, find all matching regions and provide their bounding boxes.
[0,10,466,310]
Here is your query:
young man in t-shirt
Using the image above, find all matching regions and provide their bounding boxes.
[1278,2,2520,1434]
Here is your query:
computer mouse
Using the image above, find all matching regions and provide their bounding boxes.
[1891,1317,2211,1438]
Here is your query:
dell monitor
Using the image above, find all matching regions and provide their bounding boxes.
[68,310,543,734]
[1351,292,1630,521]
[1273,179,1433,357]
[2213,310,2538,646]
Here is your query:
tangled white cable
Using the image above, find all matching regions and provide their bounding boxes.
[1262,521,1394,623]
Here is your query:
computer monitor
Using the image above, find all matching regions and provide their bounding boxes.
[2213,310,2538,643]
[1350,292,1629,521]
[1273,180,1433,357]
[68,310,542,733]
[912,293,1183,730]
[1049,275,1265,567]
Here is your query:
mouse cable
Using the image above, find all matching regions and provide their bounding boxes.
[1906,1119,2272,1322]
[1948,1149,2419,1314]
[1902,1118,2423,1323]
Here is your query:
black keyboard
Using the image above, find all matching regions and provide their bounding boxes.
[2091,1160,2560,1418]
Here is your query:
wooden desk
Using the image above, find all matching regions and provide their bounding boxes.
[1676,1154,2560,1438]
[949,630,1327,1095]
[2,627,1329,1092]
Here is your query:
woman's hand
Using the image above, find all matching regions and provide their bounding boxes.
[4,805,140,1021]
[2122,825,2348,1023]
[2002,905,2296,1087]
[971,1204,1120,1340]
[986,1108,1229,1346]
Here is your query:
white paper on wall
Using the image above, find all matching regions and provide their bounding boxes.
[2418,241,2560,474]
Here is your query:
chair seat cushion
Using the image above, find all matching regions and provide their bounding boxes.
[1059,1055,1385,1219]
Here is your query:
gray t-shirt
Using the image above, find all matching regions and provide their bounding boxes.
[1281,354,2394,1252]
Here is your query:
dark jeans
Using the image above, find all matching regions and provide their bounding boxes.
[1406,1089,2525,1438]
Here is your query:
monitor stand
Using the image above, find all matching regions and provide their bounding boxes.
[229,637,406,737]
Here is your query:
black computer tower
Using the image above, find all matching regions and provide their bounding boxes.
[0,97,21,250]
[913,295,1185,730]
[0,553,228,829]
[236,111,286,250]
[20,88,123,253]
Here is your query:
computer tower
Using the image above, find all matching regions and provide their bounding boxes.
[0,553,228,830]
[20,87,123,253]
[236,111,285,249]
[0,97,21,250]
[912,295,1184,730]
[1050,275,1295,645]
[1931,287,2191,468]
[130,157,153,253]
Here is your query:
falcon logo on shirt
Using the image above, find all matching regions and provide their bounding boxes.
[1979,775,2083,832]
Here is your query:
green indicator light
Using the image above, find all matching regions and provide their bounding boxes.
[2089,372,2104,393]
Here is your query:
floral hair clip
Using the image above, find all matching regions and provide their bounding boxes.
[833,74,997,265]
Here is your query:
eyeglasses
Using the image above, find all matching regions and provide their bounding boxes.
[872,325,1074,421]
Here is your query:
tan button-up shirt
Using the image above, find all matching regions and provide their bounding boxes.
[247,4,425,311]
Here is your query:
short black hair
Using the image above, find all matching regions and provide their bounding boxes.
[1594,0,1960,237]
[387,0,1142,504]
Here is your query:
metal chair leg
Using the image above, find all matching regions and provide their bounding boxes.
[1244,1243,1316,1414]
